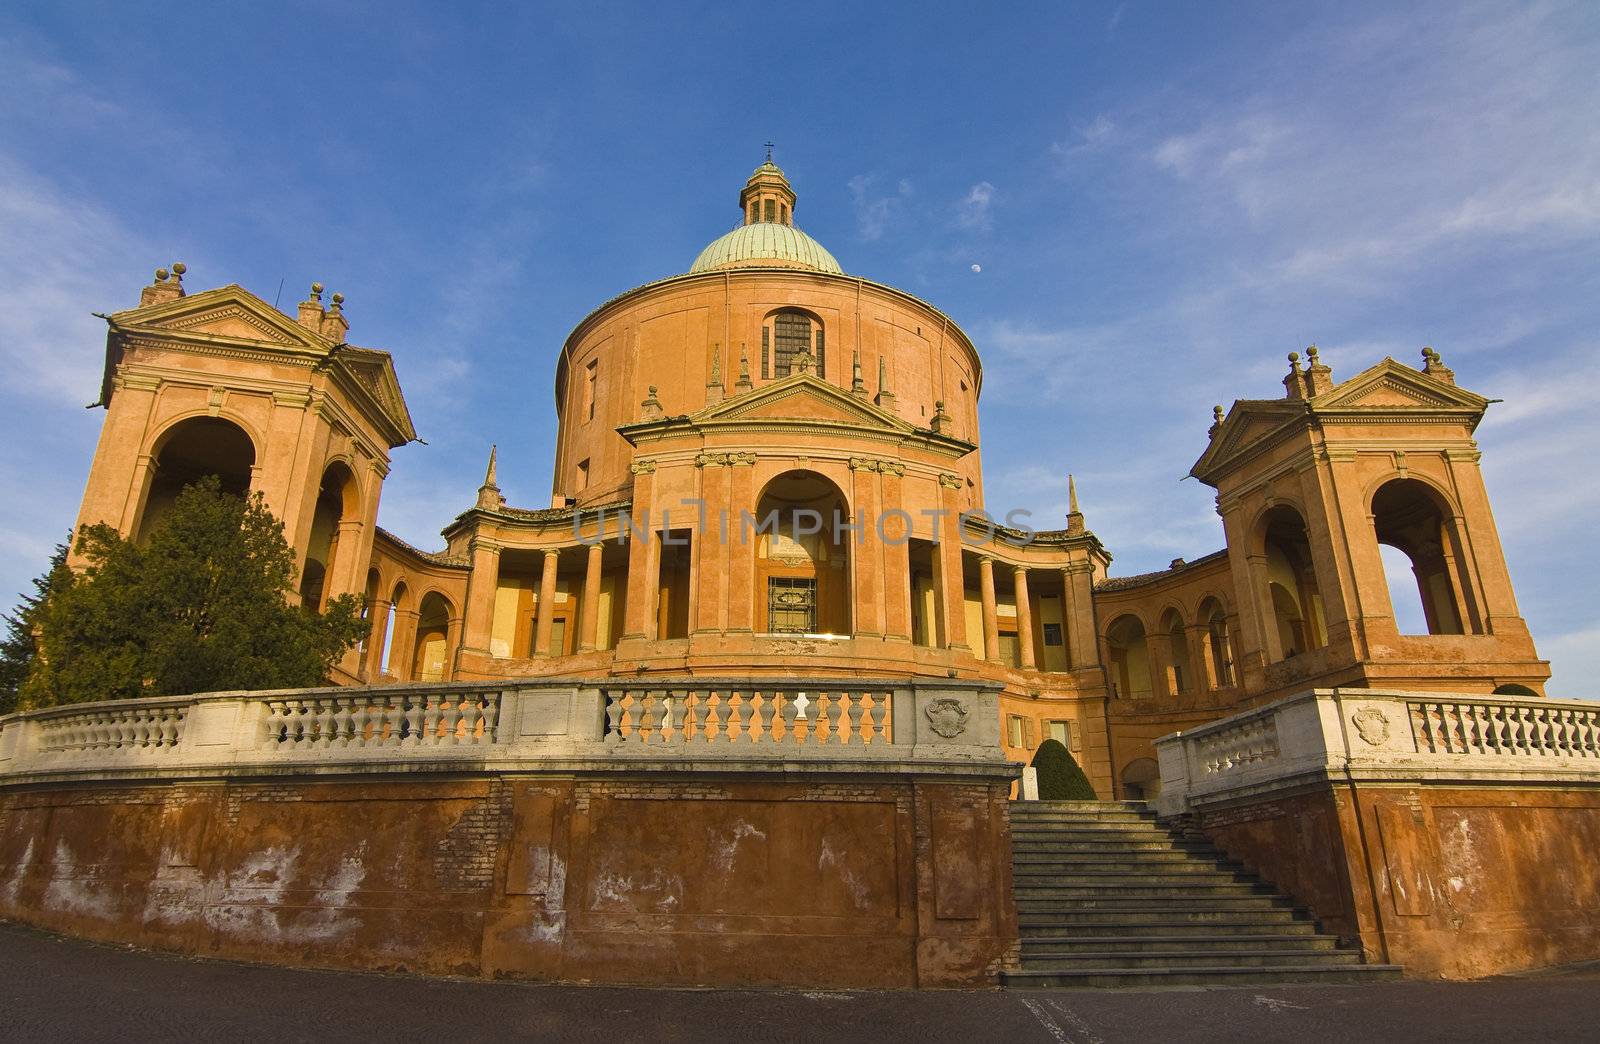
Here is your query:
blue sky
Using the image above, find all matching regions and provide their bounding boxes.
[2,2,1596,693]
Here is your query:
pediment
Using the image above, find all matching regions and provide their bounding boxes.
[114,285,331,354]
[694,374,916,434]
[1312,359,1487,413]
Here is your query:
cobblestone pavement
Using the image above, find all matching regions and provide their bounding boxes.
[3,920,1597,1043]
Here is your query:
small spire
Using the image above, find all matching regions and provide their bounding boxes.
[930,399,951,434]
[706,343,725,404]
[1283,350,1307,399]
[764,140,775,163]
[1210,404,1225,436]
[736,344,753,390]
[1420,346,1456,385]
[874,355,897,414]
[1303,344,1333,396]
[1066,473,1086,534]
[851,349,868,398]
[641,384,664,421]
[476,444,504,510]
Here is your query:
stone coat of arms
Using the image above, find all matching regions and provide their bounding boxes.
[923,697,969,739]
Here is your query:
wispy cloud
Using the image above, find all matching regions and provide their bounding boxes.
[848,174,913,241]
[957,181,996,232]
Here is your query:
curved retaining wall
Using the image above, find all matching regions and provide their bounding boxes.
[0,678,1020,988]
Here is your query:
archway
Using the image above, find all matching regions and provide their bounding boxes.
[300,462,360,612]
[136,417,255,542]
[762,308,825,379]
[1159,608,1193,695]
[1372,478,1475,635]
[412,591,454,682]
[1105,615,1152,700]
[1198,597,1235,688]
[383,581,410,678]
[753,470,851,635]
[1261,506,1327,660]
[1121,757,1161,802]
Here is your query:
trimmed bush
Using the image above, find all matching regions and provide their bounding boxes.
[1031,738,1097,800]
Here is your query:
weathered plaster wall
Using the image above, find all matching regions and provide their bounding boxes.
[0,773,1016,988]
[1194,783,1600,979]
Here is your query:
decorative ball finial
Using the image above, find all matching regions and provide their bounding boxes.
[1213,404,1224,423]
[171,261,186,277]
[1288,351,1300,363]
[1306,344,1319,361]
[648,385,658,397]
[331,292,344,306]
[310,282,324,300]
[154,268,169,282]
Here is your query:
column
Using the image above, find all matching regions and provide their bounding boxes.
[978,556,1000,661]
[1013,566,1036,669]
[459,537,501,656]
[693,458,728,634]
[621,460,660,640]
[329,518,364,600]
[443,614,462,681]
[850,460,884,638]
[578,542,603,652]
[1193,623,1220,691]
[1060,564,1098,670]
[726,456,757,632]
[935,473,968,651]
[880,465,911,641]
[534,548,560,656]
[363,599,392,679]
[387,608,419,680]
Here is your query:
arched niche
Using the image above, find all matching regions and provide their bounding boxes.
[135,417,256,542]
[754,470,851,636]
[1260,505,1328,661]
[300,461,361,612]
[1121,757,1161,802]
[760,308,826,379]
[412,591,454,682]
[1105,614,1152,700]
[1371,478,1478,635]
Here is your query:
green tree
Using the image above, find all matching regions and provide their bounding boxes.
[0,541,71,714]
[1031,738,1097,800]
[23,476,366,708]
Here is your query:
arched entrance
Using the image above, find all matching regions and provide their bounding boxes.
[301,462,361,612]
[1105,615,1152,700]
[136,417,255,542]
[413,591,454,682]
[1372,478,1477,634]
[753,470,851,635]
[1260,505,1327,660]
[1121,757,1161,802]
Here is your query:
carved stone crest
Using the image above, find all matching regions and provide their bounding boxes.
[924,697,969,739]
[1352,707,1390,746]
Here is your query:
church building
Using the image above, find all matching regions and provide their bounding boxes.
[68,157,1551,798]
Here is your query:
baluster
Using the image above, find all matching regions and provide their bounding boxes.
[649,691,670,744]
[842,690,864,746]
[712,692,734,742]
[735,689,756,742]
[419,694,442,744]
[868,691,887,744]
[683,690,707,742]
[667,689,688,743]
[484,692,502,743]
[822,692,843,745]
[779,692,800,743]
[603,691,623,744]
[757,690,778,743]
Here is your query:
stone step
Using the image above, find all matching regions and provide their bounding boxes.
[1001,964,1402,989]
[1014,859,1237,875]
[1010,811,1159,824]
[1017,893,1296,912]
[1011,800,1151,811]
[1016,882,1270,900]
[1018,948,1365,971]
[1012,839,1220,854]
[1021,932,1337,952]
[1018,905,1308,927]
[1011,828,1194,843]
[1019,915,1317,935]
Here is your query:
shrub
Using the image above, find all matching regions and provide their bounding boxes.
[1031,738,1097,800]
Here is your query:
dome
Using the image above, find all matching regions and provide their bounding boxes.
[689,222,844,275]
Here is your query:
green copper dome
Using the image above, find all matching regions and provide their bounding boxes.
[689,222,844,275]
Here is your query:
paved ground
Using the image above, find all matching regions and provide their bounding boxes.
[3,920,1598,1043]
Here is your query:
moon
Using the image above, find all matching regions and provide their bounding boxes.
[970,263,982,273]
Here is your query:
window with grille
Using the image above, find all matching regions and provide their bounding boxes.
[767,577,816,633]
[763,199,775,222]
[772,312,812,376]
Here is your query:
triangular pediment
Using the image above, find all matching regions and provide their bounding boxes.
[694,373,919,434]
[113,285,332,354]
[1312,358,1488,413]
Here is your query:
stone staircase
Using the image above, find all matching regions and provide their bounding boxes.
[1002,800,1402,988]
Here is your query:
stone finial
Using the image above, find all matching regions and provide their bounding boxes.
[851,349,868,399]
[298,281,327,330]
[170,261,186,287]
[736,343,753,390]
[476,444,504,510]
[873,355,897,413]
[1421,346,1456,385]
[930,399,952,434]
[140,264,186,307]
[1211,404,1225,430]
[1283,350,1307,399]
[641,384,664,421]
[1066,473,1086,534]
[322,290,350,341]
[1304,344,1333,396]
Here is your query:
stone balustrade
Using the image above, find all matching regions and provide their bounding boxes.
[1156,688,1600,817]
[0,676,1007,785]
